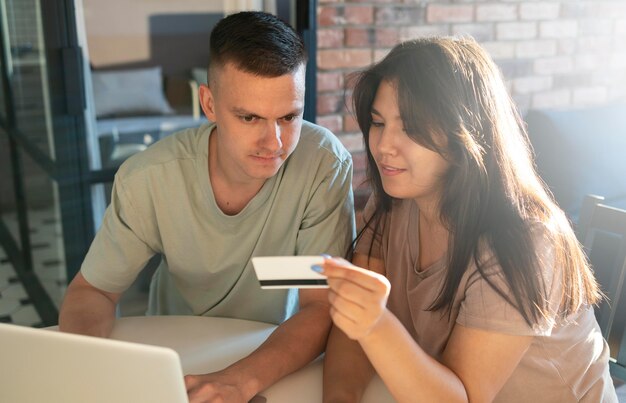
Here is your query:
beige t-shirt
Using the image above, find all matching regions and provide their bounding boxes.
[355,197,617,402]
[81,121,355,324]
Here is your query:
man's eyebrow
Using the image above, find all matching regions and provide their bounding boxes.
[230,107,304,119]
[282,107,304,118]
[232,107,261,117]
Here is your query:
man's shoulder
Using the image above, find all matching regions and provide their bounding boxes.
[295,120,352,166]
[115,123,211,180]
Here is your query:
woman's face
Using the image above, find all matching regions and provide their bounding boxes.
[368,80,450,204]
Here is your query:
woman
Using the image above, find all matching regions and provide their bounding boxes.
[315,37,617,402]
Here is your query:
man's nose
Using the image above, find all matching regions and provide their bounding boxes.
[263,121,283,151]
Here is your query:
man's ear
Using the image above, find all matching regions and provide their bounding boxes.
[199,84,216,121]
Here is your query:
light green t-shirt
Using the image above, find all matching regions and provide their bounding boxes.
[81,121,355,324]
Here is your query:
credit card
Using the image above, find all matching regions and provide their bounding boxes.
[251,256,328,289]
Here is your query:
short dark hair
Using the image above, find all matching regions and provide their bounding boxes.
[208,11,306,84]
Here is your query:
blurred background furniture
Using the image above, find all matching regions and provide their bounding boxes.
[93,66,207,170]
[577,194,626,382]
[525,102,626,221]
[91,13,225,171]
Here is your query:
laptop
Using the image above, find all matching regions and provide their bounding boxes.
[0,322,188,403]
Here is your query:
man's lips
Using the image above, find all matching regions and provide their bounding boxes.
[251,153,283,162]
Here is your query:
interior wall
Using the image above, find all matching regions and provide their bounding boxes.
[82,0,227,68]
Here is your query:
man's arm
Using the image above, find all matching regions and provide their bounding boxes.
[323,325,375,403]
[184,288,332,402]
[58,272,122,338]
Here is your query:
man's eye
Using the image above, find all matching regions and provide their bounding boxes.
[282,114,297,122]
[240,115,256,123]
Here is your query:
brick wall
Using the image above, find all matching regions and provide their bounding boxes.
[316,0,626,205]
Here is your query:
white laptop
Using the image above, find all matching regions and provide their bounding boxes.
[0,322,188,403]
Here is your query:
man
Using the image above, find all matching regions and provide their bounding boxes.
[59,11,354,403]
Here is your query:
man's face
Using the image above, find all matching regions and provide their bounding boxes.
[200,63,305,185]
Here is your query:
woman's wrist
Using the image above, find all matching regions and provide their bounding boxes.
[358,308,393,346]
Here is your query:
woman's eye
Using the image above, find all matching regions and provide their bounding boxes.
[371,121,384,128]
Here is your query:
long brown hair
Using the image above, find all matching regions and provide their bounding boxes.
[352,37,600,325]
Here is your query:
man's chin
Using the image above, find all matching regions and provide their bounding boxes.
[248,165,283,180]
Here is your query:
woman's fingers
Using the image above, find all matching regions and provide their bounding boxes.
[321,258,390,294]
[312,256,391,340]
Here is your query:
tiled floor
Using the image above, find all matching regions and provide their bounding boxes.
[0,246,45,327]
[0,204,150,324]
[0,242,150,323]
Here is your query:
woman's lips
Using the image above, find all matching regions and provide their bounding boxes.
[379,163,405,176]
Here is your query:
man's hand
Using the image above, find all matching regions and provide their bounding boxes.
[185,370,250,403]
[182,290,330,402]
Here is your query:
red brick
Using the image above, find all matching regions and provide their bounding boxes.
[353,170,369,193]
[346,28,371,47]
[539,21,578,39]
[400,25,449,41]
[482,41,516,60]
[426,4,473,23]
[317,28,344,48]
[496,22,537,40]
[374,49,391,63]
[352,151,368,172]
[319,6,340,27]
[345,5,374,25]
[338,133,364,153]
[350,0,394,4]
[515,40,557,59]
[452,24,494,42]
[534,56,574,75]
[317,49,372,70]
[317,72,344,92]
[375,28,399,47]
[317,93,343,115]
[476,4,516,22]
[344,114,361,133]
[376,6,425,25]
[316,114,343,134]
[520,3,560,21]
[513,76,553,94]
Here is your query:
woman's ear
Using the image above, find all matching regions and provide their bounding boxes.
[199,84,216,122]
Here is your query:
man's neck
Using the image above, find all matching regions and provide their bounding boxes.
[208,131,265,216]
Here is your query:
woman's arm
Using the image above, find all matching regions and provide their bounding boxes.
[322,253,380,403]
[321,258,533,403]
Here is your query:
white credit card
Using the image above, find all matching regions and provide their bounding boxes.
[251,256,328,289]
